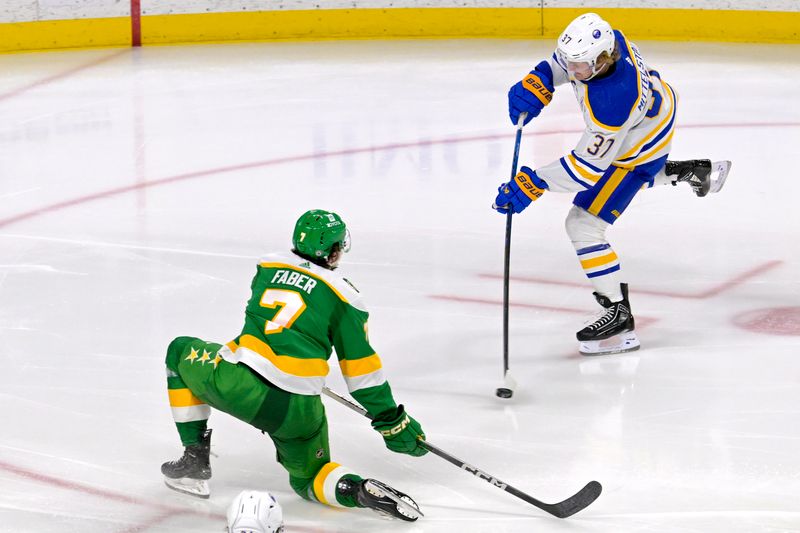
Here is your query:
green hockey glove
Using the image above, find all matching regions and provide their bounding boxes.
[371,405,427,457]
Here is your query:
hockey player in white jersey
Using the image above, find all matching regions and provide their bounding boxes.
[494,13,730,355]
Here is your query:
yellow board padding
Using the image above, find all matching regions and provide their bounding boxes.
[141,7,800,45]
[1,6,799,54]
[140,8,542,44]
[0,17,130,53]
[543,8,800,43]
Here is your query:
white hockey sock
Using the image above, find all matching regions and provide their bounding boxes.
[575,243,624,302]
[565,207,624,302]
[312,462,357,507]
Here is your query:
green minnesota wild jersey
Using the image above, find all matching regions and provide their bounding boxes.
[219,252,397,415]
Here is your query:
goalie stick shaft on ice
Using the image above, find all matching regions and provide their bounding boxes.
[321,387,602,519]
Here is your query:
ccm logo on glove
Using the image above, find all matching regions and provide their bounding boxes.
[371,405,427,456]
[522,74,553,106]
[379,415,410,437]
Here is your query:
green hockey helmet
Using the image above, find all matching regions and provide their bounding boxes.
[292,209,350,260]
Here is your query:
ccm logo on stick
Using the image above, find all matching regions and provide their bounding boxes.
[461,464,508,489]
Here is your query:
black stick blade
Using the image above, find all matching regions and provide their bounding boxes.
[545,480,602,518]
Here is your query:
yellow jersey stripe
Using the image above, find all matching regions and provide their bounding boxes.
[588,167,629,216]
[580,251,619,270]
[259,262,350,303]
[339,354,382,377]
[168,388,205,407]
[236,334,330,377]
[313,462,341,505]
[617,81,676,160]
[568,154,602,183]
[625,128,676,167]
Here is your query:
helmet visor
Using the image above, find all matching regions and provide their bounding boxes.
[565,59,594,81]
[556,48,596,81]
[341,228,351,253]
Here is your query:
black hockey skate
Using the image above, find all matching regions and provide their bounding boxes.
[577,283,640,356]
[337,478,423,522]
[665,159,712,197]
[161,429,212,498]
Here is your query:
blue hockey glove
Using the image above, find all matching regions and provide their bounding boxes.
[371,405,428,457]
[493,166,548,214]
[508,61,555,126]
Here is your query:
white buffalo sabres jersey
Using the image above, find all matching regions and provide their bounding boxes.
[537,30,676,191]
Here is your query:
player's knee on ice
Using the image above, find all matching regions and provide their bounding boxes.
[289,474,316,502]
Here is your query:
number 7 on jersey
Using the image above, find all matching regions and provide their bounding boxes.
[260,289,306,335]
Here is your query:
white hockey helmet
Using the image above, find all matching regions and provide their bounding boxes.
[226,490,284,533]
[556,13,616,81]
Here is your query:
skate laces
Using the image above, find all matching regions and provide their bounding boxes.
[587,307,616,330]
[586,303,627,331]
[584,306,612,329]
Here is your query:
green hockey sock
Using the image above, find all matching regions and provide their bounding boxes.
[176,420,208,447]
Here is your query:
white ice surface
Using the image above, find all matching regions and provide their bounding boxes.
[0,39,799,533]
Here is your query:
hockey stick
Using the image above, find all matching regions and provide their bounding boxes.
[322,387,602,519]
[495,112,527,399]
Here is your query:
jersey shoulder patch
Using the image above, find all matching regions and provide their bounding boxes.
[584,31,643,130]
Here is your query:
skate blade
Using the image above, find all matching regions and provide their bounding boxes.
[164,477,210,499]
[580,331,640,356]
[364,480,423,521]
[708,160,731,194]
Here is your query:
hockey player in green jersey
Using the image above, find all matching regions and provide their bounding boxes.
[161,209,426,522]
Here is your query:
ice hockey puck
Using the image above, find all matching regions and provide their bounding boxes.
[495,387,513,399]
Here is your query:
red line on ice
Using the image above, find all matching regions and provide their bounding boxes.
[478,260,783,299]
[0,50,128,104]
[0,123,797,230]
[114,509,176,533]
[430,294,589,314]
[0,135,510,230]
[0,459,222,519]
[0,459,346,533]
[428,294,658,328]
